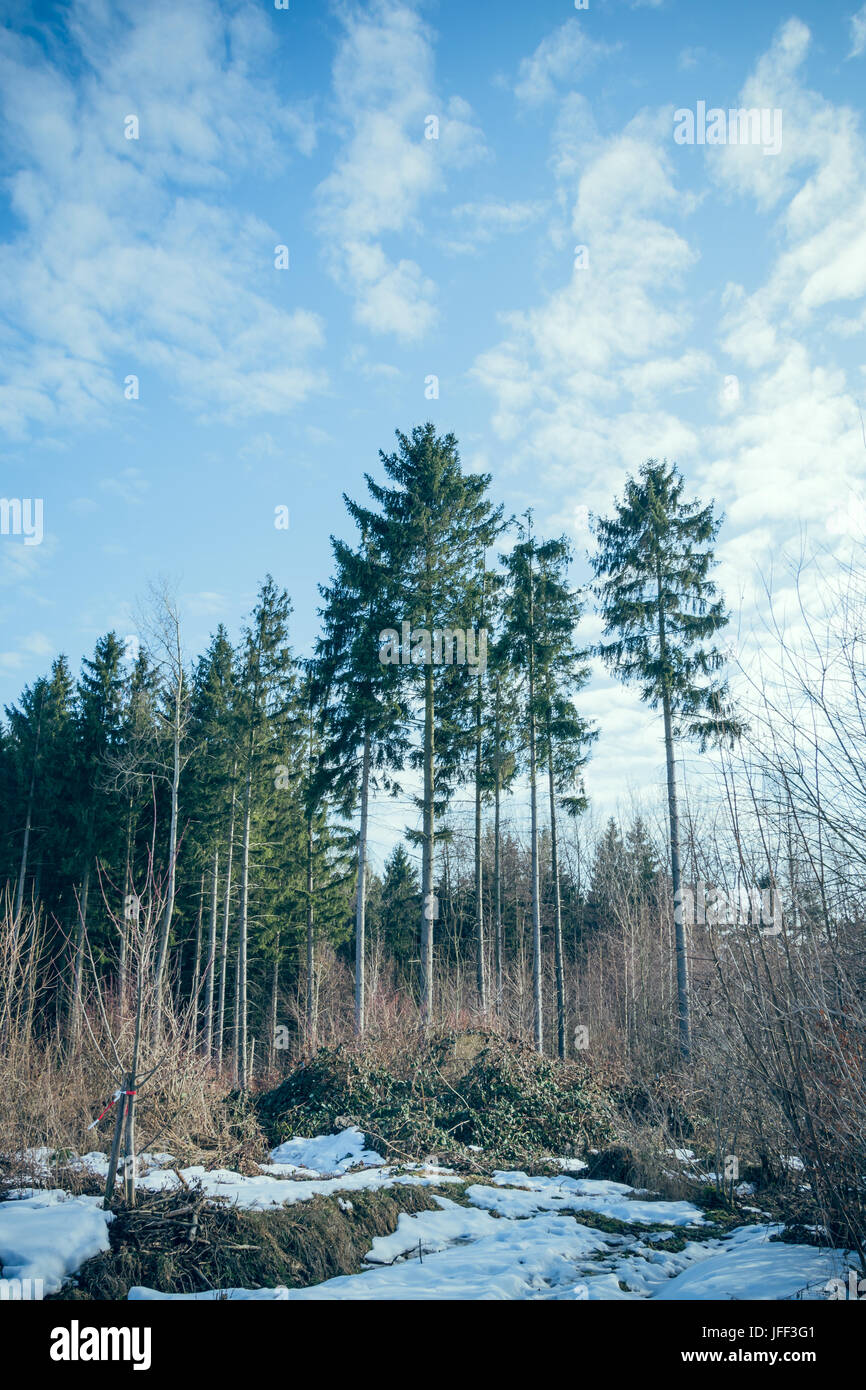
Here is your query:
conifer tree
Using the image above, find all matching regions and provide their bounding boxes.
[345,424,503,1023]
[591,459,743,1059]
[314,529,408,1034]
[502,521,595,1053]
[71,633,126,1034]
[234,578,295,1086]
[535,537,596,1058]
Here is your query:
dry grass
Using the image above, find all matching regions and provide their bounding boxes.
[52,1182,443,1300]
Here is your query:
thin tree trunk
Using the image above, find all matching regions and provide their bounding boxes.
[305,817,316,1048]
[190,871,204,1051]
[120,795,134,1000]
[153,688,182,1038]
[232,940,240,1088]
[474,672,486,1012]
[663,686,690,1060]
[237,761,253,1089]
[71,862,91,1041]
[217,772,237,1072]
[528,562,543,1053]
[494,767,503,1016]
[355,731,371,1035]
[269,935,280,1074]
[103,1082,128,1210]
[14,693,43,928]
[547,729,566,1060]
[657,558,690,1060]
[123,969,144,1206]
[420,657,435,1025]
[203,848,219,1056]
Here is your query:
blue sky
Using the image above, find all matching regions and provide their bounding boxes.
[1,0,865,843]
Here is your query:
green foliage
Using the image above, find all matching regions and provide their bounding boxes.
[257,1032,616,1167]
[591,458,743,750]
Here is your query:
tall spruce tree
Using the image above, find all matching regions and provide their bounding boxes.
[591,459,743,1060]
[234,577,295,1086]
[482,642,520,1015]
[71,633,127,1034]
[188,625,238,1056]
[535,537,596,1059]
[502,520,595,1053]
[313,529,408,1034]
[345,424,503,1024]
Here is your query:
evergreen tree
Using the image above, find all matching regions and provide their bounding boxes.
[234,577,295,1086]
[502,521,595,1053]
[591,459,743,1059]
[187,625,238,1055]
[313,528,409,1034]
[379,843,421,982]
[71,633,127,1033]
[345,423,503,1023]
[535,537,596,1058]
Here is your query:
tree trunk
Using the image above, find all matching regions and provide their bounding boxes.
[528,564,543,1053]
[355,731,371,1035]
[656,557,690,1061]
[306,817,316,1048]
[494,767,503,1016]
[237,762,253,1089]
[190,871,204,1051]
[14,693,42,929]
[217,772,237,1072]
[663,686,690,1060]
[420,657,435,1025]
[70,861,91,1042]
[269,936,280,1074]
[474,673,486,1012]
[153,689,182,1038]
[203,848,219,1056]
[547,731,566,1060]
[123,970,144,1206]
[120,795,134,1000]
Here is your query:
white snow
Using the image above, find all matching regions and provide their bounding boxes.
[653,1224,843,1300]
[475,1171,706,1227]
[264,1127,383,1176]
[4,1128,852,1302]
[134,1160,462,1208]
[0,1190,111,1295]
[129,1284,292,1300]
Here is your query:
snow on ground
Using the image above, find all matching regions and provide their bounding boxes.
[473,1171,706,1227]
[0,1190,111,1295]
[135,1161,463,1208]
[263,1127,383,1176]
[2,1131,853,1301]
[653,1224,845,1301]
[128,1181,851,1302]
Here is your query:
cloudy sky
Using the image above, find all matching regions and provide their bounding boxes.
[1,0,865,849]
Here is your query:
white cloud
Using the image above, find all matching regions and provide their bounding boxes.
[0,0,325,436]
[445,200,545,254]
[472,13,866,808]
[514,18,613,107]
[849,4,866,58]
[314,0,485,340]
[472,111,698,465]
